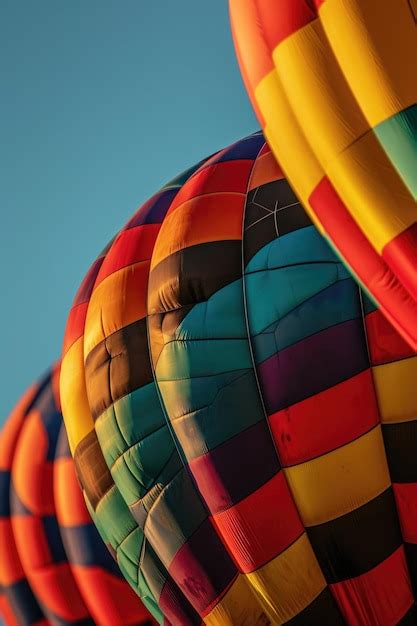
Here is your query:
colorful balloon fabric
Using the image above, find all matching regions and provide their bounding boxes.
[0,382,49,626]
[9,364,93,626]
[61,131,417,625]
[54,425,156,626]
[229,0,417,350]
[1,364,155,626]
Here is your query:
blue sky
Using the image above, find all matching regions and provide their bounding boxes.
[0,1,257,425]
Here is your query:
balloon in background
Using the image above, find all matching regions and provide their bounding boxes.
[2,363,156,626]
[10,363,93,626]
[0,382,49,626]
[229,0,417,350]
[61,130,417,625]
[54,425,156,626]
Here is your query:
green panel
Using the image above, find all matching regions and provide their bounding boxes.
[374,104,417,199]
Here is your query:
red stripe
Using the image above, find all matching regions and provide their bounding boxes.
[254,0,318,50]
[167,160,254,216]
[28,563,90,621]
[94,224,161,287]
[382,222,417,301]
[0,520,25,584]
[269,370,379,466]
[213,471,303,573]
[12,516,52,571]
[309,176,417,350]
[393,483,417,544]
[331,547,413,625]
[62,302,88,355]
[13,413,54,516]
[71,566,154,625]
[365,309,416,365]
[0,385,38,471]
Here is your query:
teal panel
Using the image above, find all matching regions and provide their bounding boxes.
[175,278,247,340]
[245,262,345,335]
[96,383,166,467]
[245,225,338,274]
[155,337,250,381]
[374,104,417,199]
[160,369,264,458]
[252,278,361,361]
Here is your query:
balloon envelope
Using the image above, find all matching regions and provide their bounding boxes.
[61,132,417,625]
[229,0,417,350]
[0,383,49,626]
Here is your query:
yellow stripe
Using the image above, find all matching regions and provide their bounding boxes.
[284,427,390,526]
[84,262,149,357]
[268,14,416,254]
[272,20,369,169]
[327,130,416,252]
[60,339,94,453]
[246,533,326,624]
[254,69,324,231]
[373,356,417,424]
[320,0,417,127]
[204,575,269,626]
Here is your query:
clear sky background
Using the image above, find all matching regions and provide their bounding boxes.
[0,1,257,426]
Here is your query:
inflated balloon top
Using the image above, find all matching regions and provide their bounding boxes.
[229,0,417,350]
[61,131,417,625]
[0,365,156,626]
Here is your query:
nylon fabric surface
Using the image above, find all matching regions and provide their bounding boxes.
[61,131,417,624]
[229,0,417,351]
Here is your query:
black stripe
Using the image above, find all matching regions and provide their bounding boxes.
[148,240,242,315]
[244,179,311,262]
[74,431,114,510]
[85,317,152,420]
[397,602,417,625]
[285,588,345,625]
[383,421,417,483]
[306,488,402,583]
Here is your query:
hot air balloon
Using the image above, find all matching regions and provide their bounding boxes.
[0,383,49,626]
[60,131,417,624]
[54,424,157,626]
[61,236,204,626]
[1,362,157,626]
[229,0,417,351]
[9,364,94,626]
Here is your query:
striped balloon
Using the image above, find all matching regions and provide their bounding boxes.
[229,0,417,351]
[10,364,93,626]
[60,131,417,624]
[0,383,49,626]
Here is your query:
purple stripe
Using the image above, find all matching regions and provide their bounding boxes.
[258,319,369,416]
[124,188,177,229]
[189,419,279,514]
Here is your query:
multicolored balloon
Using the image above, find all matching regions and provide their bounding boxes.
[0,382,49,626]
[229,0,417,350]
[61,131,417,625]
[1,365,156,626]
